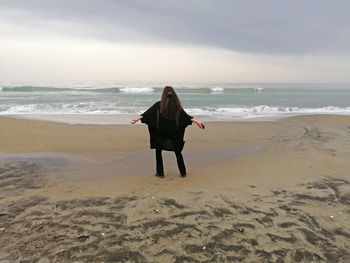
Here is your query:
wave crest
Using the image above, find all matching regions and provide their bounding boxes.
[210,87,224,92]
[186,105,350,118]
[119,87,154,93]
[2,104,350,118]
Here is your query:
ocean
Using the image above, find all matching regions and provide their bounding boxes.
[1,83,349,124]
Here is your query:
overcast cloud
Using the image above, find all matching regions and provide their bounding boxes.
[2,0,350,54]
[0,0,349,83]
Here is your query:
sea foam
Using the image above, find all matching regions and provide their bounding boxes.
[186,105,350,119]
[119,87,154,93]
[210,87,224,92]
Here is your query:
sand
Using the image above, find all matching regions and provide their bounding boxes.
[0,115,350,262]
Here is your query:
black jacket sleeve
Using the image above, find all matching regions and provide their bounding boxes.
[179,109,193,127]
[141,101,159,128]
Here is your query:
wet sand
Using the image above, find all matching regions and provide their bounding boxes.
[0,115,350,262]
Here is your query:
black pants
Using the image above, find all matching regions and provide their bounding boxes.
[155,149,186,176]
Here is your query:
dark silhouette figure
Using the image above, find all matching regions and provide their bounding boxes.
[131,86,204,177]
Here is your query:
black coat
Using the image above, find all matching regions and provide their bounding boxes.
[141,101,193,152]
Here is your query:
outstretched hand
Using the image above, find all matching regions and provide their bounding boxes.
[191,118,205,130]
[130,119,138,125]
[196,122,205,129]
[130,115,143,125]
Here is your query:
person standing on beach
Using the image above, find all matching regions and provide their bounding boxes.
[130,86,204,177]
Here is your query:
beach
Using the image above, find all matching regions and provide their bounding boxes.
[0,114,350,262]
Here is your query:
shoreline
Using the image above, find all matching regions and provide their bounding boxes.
[3,112,349,125]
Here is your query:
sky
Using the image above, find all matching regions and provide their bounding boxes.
[0,0,349,84]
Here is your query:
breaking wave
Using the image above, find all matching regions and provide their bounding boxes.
[210,87,224,92]
[119,87,154,93]
[1,104,350,119]
[186,105,350,119]
[0,85,266,94]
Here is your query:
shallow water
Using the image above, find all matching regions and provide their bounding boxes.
[0,144,263,182]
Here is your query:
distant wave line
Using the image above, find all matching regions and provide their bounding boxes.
[0,85,265,94]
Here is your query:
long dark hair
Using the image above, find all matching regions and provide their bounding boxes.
[159,86,182,120]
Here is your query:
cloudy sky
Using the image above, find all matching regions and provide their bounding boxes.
[0,0,349,83]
